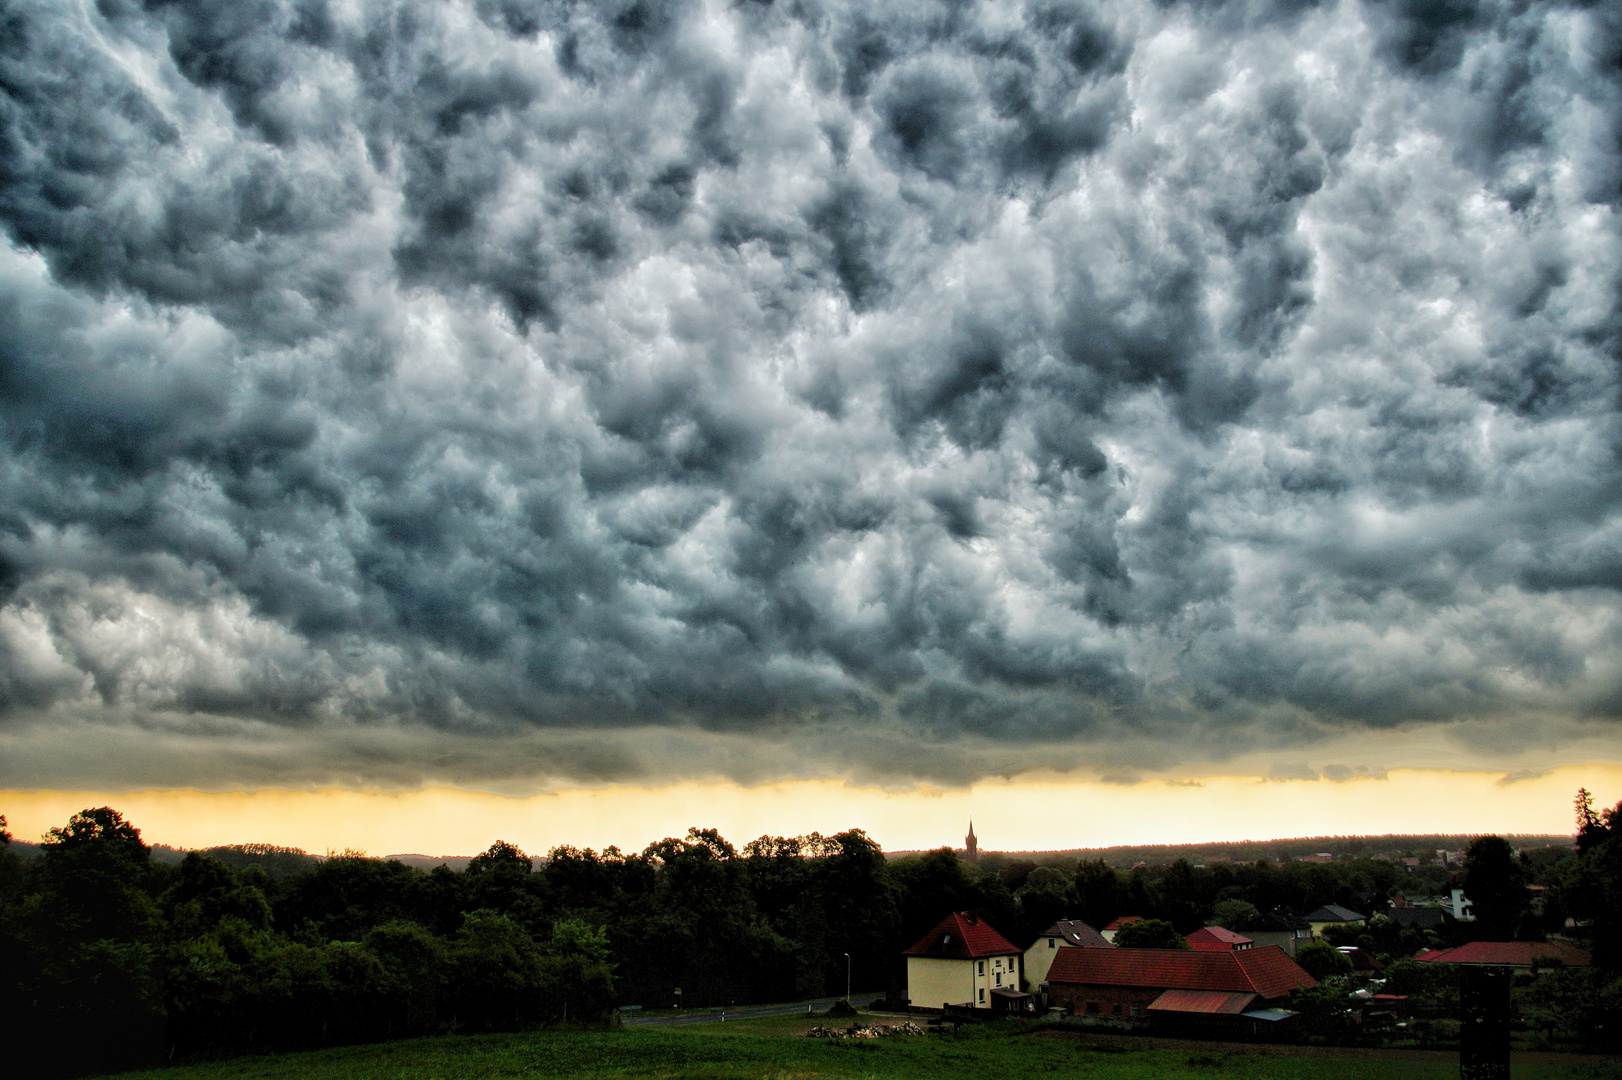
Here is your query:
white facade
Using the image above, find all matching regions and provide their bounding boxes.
[1023,933,1064,988]
[906,951,1022,1008]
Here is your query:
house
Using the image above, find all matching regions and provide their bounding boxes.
[1304,904,1366,936]
[1336,945,1385,977]
[1045,944,1317,1029]
[903,911,1023,1010]
[1023,919,1113,990]
[1449,889,1474,921]
[1100,916,1142,943]
[1245,910,1313,957]
[1415,941,1591,969]
[1186,926,1254,952]
[1387,906,1446,931]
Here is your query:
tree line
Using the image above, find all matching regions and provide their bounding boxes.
[1,793,1618,1075]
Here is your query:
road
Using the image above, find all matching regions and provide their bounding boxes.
[618,996,885,1027]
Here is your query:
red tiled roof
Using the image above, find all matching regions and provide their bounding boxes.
[1047,944,1317,1001]
[1103,916,1143,931]
[903,912,1021,959]
[1186,926,1253,951]
[1148,989,1257,1015]
[1416,941,1590,968]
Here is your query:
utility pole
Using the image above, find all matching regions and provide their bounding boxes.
[844,952,851,1004]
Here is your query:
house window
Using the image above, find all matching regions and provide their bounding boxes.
[995,972,1002,986]
[1112,1004,1122,1015]
[977,961,984,975]
[979,989,985,1003]
[994,958,1000,969]
[1048,938,1056,948]
[1086,1001,1100,1014]
[1129,1006,1140,1018]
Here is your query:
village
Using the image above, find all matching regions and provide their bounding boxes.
[894,822,1593,1042]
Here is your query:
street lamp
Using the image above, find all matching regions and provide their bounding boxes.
[844,952,851,1004]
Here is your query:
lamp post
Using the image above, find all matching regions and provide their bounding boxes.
[844,952,851,1004]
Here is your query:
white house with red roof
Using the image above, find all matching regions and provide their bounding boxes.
[903,911,1023,1009]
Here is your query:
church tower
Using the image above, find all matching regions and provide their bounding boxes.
[964,819,978,864]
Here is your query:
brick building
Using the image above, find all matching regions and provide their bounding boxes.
[1045,945,1316,1024]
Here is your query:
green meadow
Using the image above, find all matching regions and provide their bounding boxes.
[100,1014,1621,1080]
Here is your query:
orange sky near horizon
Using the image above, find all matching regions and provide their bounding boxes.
[5,763,1618,857]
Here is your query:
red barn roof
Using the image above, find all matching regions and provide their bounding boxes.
[1416,941,1590,968]
[1047,944,1316,1001]
[1148,989,1257,1015]
[1186,926,1254,951]
[904,912,1021,959]
[1103,916,1143,932]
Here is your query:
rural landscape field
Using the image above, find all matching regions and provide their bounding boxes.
[93,1013,1622,1080]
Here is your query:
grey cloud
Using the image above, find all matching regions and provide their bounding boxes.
[0,0,1619,790]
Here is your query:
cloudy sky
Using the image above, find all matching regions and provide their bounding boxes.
[2,0,1619,848]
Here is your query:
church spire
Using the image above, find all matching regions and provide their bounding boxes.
[964,819,978,864]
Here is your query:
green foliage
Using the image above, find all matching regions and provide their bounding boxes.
[1294,941,1354,981]
[1516,966,1622,1051]
[1211,899,1261,931]
[1072,858,1125,930]
[1383,958,1457,1015]
[1566,794,1622,968]
[1462,836,1529,940]
[1289,983,1354,1039]
[1113,918,1187,949]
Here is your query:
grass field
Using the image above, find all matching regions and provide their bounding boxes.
[102,1013,1622,1080]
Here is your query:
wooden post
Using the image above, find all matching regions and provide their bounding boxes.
[1459,966,1511,1080]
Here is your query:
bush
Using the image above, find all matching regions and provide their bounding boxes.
[1295,941,1354,981]
[1113,918,1187,950]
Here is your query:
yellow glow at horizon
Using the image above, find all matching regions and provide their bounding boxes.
[3,764,1619,856]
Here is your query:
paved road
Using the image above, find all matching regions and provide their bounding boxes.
[619,996,885,1027]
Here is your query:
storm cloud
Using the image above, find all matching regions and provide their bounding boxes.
[0,0,1619,789]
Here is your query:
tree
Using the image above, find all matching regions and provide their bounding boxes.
[1462,836,1528,940]
[1294,940,1354,981]
[17,808,166,1076]
[1567,794,1622,969]
[1211,898,1261,931]
[1112,918,1187,949]
[1072,859,1123,930]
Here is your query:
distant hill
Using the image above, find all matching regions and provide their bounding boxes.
[886,833,1573,868]
[386,853,474,872]
[6,838,189,864]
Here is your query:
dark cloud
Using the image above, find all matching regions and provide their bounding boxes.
[0,0,1619,790]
